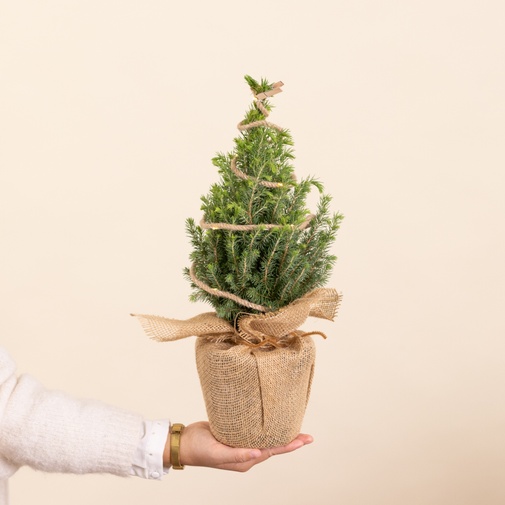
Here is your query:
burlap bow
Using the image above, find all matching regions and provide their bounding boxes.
[132,288,341,349]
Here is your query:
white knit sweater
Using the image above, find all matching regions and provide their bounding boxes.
[0,347,144,505]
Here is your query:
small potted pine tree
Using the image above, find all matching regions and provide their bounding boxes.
[134,76,342,448]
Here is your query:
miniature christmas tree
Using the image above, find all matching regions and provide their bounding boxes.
[133,77,343,447]
[185,76,343,324]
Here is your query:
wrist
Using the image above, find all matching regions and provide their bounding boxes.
[163,434,171,468]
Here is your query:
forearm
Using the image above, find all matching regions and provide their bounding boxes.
[0,373,143,476]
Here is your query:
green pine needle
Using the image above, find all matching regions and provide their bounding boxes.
[185,77,343,322]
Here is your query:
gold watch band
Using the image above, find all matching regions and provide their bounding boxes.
[170,423,185,470]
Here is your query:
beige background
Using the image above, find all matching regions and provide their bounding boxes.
[1,1,504,504]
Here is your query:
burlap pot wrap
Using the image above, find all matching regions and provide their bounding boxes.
[195,335,315,448]
[132,288,340,448]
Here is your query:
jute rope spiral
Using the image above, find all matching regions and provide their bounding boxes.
[193,82,314,312]
[189,264,267,312]
[230,156,297,189]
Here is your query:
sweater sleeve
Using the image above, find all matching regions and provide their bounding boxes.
[0,347,144,477]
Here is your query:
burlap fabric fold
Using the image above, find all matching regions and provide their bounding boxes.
[133,288,340,448]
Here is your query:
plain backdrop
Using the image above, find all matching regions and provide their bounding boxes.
[1,1,504,504]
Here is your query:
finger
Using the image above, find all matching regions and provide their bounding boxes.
[214,449,263,472]
[217,448,262,466]
[236,449,262,463]
[270,440,303,455]
[265,434,314,456]
[294,433,314,445]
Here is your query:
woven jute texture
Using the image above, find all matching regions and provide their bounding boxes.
[132,288,340,448]
[195,334,316,448]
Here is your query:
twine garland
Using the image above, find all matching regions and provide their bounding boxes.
[230,156,297,188]
[199,213,314,232]
[189,263,267,312]
[194,81,317,313]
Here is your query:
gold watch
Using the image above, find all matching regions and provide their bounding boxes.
[170,423,185,470]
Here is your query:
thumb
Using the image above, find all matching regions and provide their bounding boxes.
[232,448,262,464]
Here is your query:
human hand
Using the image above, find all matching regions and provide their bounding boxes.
[163,421,313,472]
